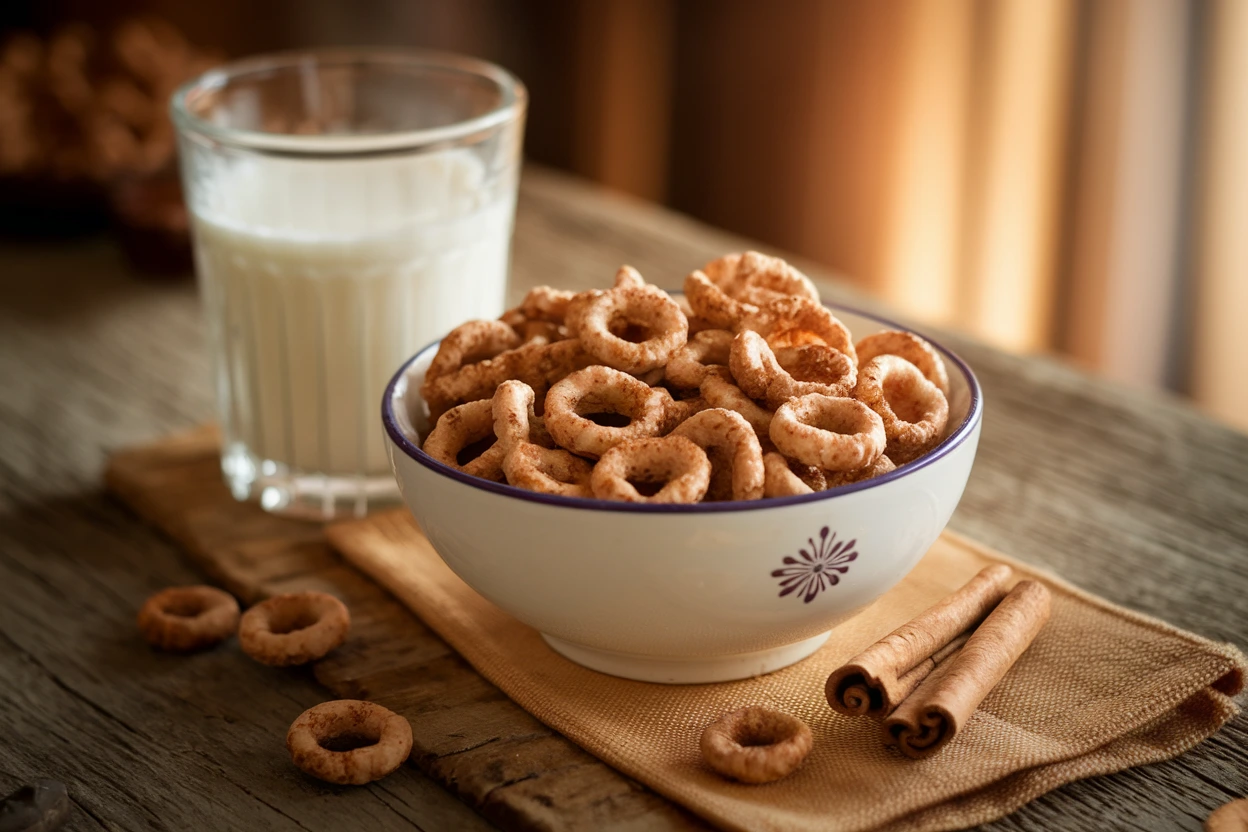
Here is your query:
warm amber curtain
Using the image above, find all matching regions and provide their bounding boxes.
[567,0,1248,433]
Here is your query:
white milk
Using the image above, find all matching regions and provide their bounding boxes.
[192,151,513,482]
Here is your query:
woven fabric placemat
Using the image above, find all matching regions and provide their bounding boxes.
[327,511,1245,832]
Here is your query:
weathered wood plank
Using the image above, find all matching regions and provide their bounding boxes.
[1,165,1245,831]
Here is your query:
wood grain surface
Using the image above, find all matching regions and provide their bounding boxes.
[1,166,1246,831]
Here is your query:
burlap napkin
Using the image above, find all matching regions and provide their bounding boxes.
[327,511,1245,832]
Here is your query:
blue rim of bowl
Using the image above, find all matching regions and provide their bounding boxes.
[382,300,982,513]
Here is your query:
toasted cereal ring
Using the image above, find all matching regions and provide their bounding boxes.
[741,296,856,362]
[768,342,857,406]
[613,264,647,290]
[719,251,821,307]
[544,366,679,458]
[423,399,506,481]
[522,320,570,343]
[671,408,765,501]
[667,329,734,389]
[239,591,350,667]
[137,585,240,652]
[825,453,896,488]
[491,379,549,452]
[854,355,949,463]
[423,339,592,421]
[424,320,520,388]
[763,452,814,497]
[731,331,857,409]
[770,394,886,472]
[667,394,712,425]
[520,285,576,323]
[684,269,756,331]
[502,442,594,498]
[700,706,813,784]
[700,372,773,443]
[286,700,412,785]
[855,330,949,395]
[591,436,711,503]
[728,329,784,401]
[498,306,528,335]
[569,285,688,374]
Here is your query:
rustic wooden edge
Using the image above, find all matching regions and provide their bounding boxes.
[103,424,706,832]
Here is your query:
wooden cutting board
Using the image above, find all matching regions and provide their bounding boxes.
[104,425,703,831]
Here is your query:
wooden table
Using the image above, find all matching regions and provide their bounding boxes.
[1,167,1245,832]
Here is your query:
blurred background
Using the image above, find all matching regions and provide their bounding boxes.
[2,0,1245,432]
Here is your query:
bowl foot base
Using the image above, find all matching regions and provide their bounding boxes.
[539,631,832,684]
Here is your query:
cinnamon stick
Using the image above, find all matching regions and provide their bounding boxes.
[883,579,1052,758]
[825,565,1013,718]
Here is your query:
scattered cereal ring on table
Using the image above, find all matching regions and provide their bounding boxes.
[854,355,949,464]
[855,329,949,395]
[671,408,765,501]
[286,700,412,785]
[568,283,688,374]
[137,585,239,652]
[770,393,886,472]
[590,436,712,503]
[700,706,813,784]
[544,365,680,459]
[423,398,506,481]
[239,591,350,667]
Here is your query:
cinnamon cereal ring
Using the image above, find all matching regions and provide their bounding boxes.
[286,700,413,785]
[569,285,688,374]
[770,394,886,472]
[854,355,949,463]
[671,408,765,501]
[741,297,856,362]
[545,366,679,458]
[684,269,756,331]
[424,338,592,420]
[719,251,821,307]
[424,320,520,388]
[666,329,733,389]
[763,452,814,497]
[591,436,711,503]
[700,372,773,443]
[613,264,647,290]
[520,285,576,323]
[855,330,949,395]
[700,706,813,784]
[240,591,351,667]
[137,585,239,652]
[423,399,506,481]
[492,380,541,452]
[731,332,857,409]
[825,453,896,488]
[502,442,594,498]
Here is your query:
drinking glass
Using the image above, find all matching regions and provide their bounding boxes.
[172,49,526,519]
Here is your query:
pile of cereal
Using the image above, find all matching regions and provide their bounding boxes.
[420,252,950,503]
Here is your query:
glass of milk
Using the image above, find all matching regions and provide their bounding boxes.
[171,50,526,520]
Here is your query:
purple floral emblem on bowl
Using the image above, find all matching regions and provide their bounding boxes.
[771,526,857,603]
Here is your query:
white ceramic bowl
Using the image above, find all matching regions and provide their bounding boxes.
[383,304,982,683]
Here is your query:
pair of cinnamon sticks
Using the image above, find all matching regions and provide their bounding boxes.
[825,565,1051,758]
